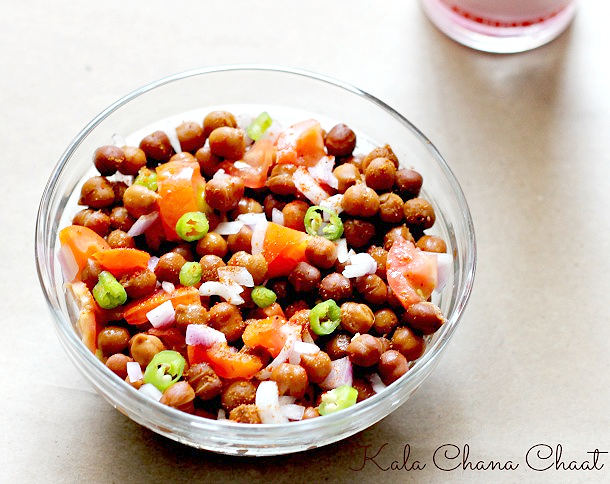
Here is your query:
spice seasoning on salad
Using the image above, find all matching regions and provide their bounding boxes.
[59,109,451,424]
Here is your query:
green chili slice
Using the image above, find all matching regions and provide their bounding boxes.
[304,206,343,240]
[179,261,202,286]
[133,167,158,192]
[143,350,186,392]
[92,271,127,309]
[246,111,273,141]
[175,211,209,242]
[309,299,341,336]
[318,385,358,416]
[251,286,277,308]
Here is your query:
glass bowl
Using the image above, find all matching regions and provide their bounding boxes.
[35,65,476,456]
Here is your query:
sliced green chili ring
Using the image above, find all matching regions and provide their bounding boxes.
[175,211,209,242]
[246,111,273,141]
[318,385,358,416]
[304,205,344,240]
[251,286,277,308]
[133,167,158,192]
[179,261,202,286]
[92,271,127,309]
[143,350,186,392]
[309,299,341,336]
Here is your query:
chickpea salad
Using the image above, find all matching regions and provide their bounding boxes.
[59,109,452,424]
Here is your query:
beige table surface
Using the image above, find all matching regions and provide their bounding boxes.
[2,1,609,483]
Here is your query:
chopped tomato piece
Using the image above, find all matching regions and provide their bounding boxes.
[386,238,438,310]
[261,222,311,278]
[275,119,326,167]
[247,302,286,320]
[123,286,200,326]
[58,225,110,281]
[188,342,263,379]
[242,315,287,357]
[90,248,150,278]
[220,138,275,189]
[156,159,206,241]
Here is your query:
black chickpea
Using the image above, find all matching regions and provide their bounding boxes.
[319,273,352,301]
[379,193,404,224]
[93,145,125,176]
[355,274,387,305]
[120,146,147,176]
[171,243,194,262]
[305,236,338,269]
[343,219,376,248]
[203,110,237,139]
[347,334,383,367]
[221,380,257,412]
[204,175,244,212]
[266,164,297,195]
[270,363,309,398]
[367,245,388,280]
[208,302,245,342]
[97,326,131,356]
[195,145,223,178]
[288,261,321,293]
[80,259,102,290]
[383,225,414,250]
[208,127,246,160]
[73,209,111,237]
[332,163,361,193]
[105,353,133,380]
[395,168,423,199]
[109,206,135,232]
[196,232,229,258]
[282,200,309,232]
[120,269,157,300]
[361,144,399,172]
[299,351,332,384]
[79,176,115,209]
[325,123,356,157]
[199,254,225,282]
[154,252,186,285]
[340,302,375,334]
[391,326,425,361]
[403,197,436,230]
[403,301,445,335]
[364,157,396,191]
[416,235,447,253]
[229,404,262,424]
[226,225,253,254]
[129,333,165,367]
[341,183,380,217]
[176,121,205,153]
[378,350,409,385]
[184,363,222,400]
[352,377,376,402]
[325,333,352,360]
[106,229,136,249]
[122,184,160,218]
[160,381,196,413]
[174,304,208,332]
[139,130,174,163]
[228,251,268,286]
[263,193,288,218]
[230,197,263,218]
[373,308,400,335]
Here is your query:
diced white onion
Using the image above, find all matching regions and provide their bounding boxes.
[293,166,330,205]
[278,395,296,406]
[293,341,320,355]
[112,133,126,147]
[308,155,338,189]
[319,194,344,220]
[146,300,175,328]
[212,169,229,181]
[148,256,159,272]
[126,361,143,382]
[161,281,175,293]
[185,324,226,347]
[111,171,133,185]
[217,408,227,420]
[342,252,377,278]
[251,219,268,256]
[127,211,159,237]
[198,280,245,305]
[236,212,267,228]
[256,381,289,424]
[368,373,387,394]
[260,119,283,143]
[214,220,245,235]
[280,403,306,421]
[164,127,182,154]
[271,207,284,225]
[319,356,353,390]
[433,252,452,293]
[336,238,349,264]
[217,266,255,287]
[139,383,163,401]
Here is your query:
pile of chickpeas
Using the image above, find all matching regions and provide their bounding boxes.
[70,109,448,424]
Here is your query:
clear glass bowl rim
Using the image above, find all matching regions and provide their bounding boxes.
[35,64,476,456]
